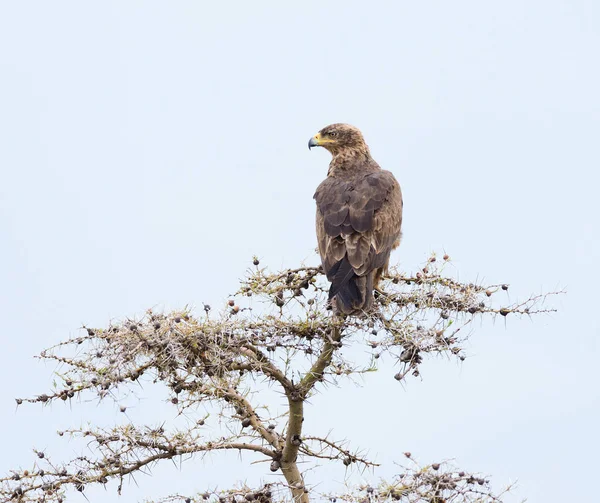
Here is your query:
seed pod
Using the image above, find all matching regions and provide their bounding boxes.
[275,291,284,307]
[400,347,417,362]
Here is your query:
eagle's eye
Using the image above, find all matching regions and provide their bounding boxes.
[329,132,338,137]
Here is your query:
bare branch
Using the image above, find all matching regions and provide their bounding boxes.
[2,254,559,503]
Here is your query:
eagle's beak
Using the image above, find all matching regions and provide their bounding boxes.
[308,134,321,150]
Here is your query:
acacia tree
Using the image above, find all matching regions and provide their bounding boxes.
[1,254,557,503]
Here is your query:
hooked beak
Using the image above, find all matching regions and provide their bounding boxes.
[308,134,321,150]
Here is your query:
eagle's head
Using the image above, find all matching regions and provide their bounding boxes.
[308,123,368,155]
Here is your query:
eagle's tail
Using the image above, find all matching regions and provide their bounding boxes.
[327,257,374,314]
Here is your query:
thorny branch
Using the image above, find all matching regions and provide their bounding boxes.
[1,254,560,502]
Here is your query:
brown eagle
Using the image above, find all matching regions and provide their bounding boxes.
[309,124,403,314]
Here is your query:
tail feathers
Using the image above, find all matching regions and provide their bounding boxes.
[328,257,366,314]
[328,256,356,299]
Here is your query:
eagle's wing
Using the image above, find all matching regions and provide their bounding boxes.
[315,170,403,284]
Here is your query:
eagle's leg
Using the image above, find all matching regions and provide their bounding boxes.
[373,267,387,297]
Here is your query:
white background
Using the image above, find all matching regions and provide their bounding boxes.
[0,2,598,502]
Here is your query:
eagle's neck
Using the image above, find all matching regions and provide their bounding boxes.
[327,146,375,177]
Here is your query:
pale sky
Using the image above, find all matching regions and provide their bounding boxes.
[0,2,598,502]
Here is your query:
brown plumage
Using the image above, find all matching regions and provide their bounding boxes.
[309,124,403,315]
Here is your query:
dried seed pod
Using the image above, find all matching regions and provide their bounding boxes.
[275,292,284,307]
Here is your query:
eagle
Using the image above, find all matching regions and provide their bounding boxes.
[309,124,403,315]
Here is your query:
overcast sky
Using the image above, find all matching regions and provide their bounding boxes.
[0,1,598,502]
